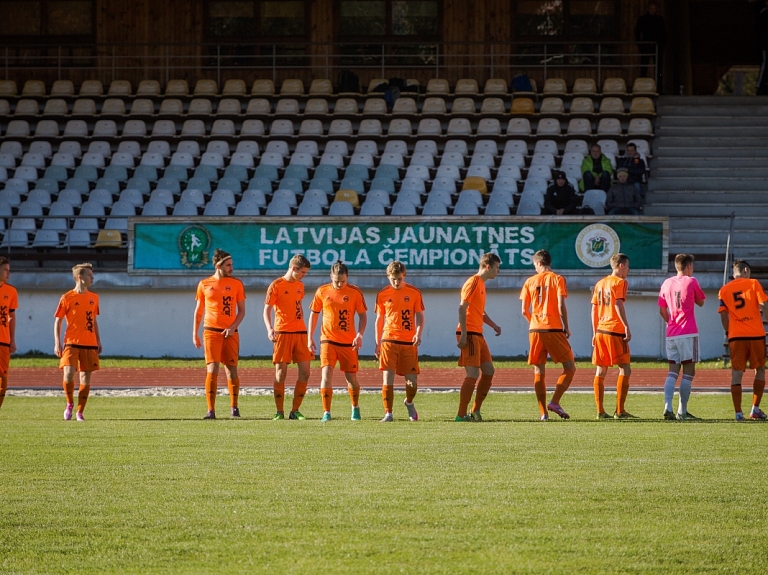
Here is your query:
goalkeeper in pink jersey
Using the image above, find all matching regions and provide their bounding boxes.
[657,254,706,420]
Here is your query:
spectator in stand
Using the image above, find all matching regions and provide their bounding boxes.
[544,172,580,215]
[616,143,647,197]
[635,1,666,90]
[581,144,613,192]
[606,168,643,215]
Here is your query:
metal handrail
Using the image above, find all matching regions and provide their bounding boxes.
[0,40,658,88]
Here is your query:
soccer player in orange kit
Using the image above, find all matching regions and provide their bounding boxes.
[54,263,101,422]
[263,254,313,420]
[193,249,246,419]
[0,257,18,412]
[520,250,575,421]
[374,261,425,422]
[308,261,367,422]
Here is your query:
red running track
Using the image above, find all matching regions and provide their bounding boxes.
[8,367,736,391]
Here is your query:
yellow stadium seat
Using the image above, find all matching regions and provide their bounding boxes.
[309,79,333,96]
[629,97,656,114]
[194,79,218,96]
[108,80,132,97]
[22,80,46,97]
[137,80,161,97]
[462,176,488,195]
[426,78,450,95]
[165,79,189,96]
[510,98,535,115]
[50,80,74,97]
[455,79,479,95]
[94,229,123,248]
[251,79,275,96]
[334,189,360,208]
[280,79,304,95]
[0,80,18,97]
[632,77,657,95]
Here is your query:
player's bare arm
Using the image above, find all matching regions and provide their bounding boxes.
[94,316,103,355]
[591,303,598,347]
[9,309,16,354]
[457,301,469,348]
[222,299,245,338]
[374,312,385,358]
[353,311,367,350]
[615,299,631,342]
[719,309,729,337]
[659,306,669,323]
[53,316,64,357]
[413,310,424,346]
[192,299,204,348]
[521,293,532,323]
[483,312,502,336]
[263,304,276,342]
[308,310,320,355]
[558,293,571,338]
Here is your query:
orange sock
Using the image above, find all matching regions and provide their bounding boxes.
[551,368,575,405]
[205,373,218,412]
[77,384,90,413]
[458,377,476,417]
[593,376,606,413]
[228,377,240,408]
[0,375,7,409]
[63,380,75,404]
[321,387,332,412]
[273,381,285,413]
[382,384,393,412]
[348,385,360,407]
[292,381,308,412]
[534,373,547,416]
[471,374,493,413]
[617,374,630,413]
[405,382,417,403]
[753,378,765,408]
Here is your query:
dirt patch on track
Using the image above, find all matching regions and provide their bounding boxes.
[9,367,734,390]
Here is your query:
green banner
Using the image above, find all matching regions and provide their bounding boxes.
[129,218,667,274]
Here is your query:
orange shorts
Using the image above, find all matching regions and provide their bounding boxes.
[203,329,239,366]
[457,333,492,368]
[273,332,314,364]
[0,344,10,376]
[320,341,359,372]
[59,345,100,372]
[528,331,574,365]
[592,331,630,367]
[729,338,767,372]
[379,340,420,376]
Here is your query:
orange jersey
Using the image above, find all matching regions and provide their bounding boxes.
[592,275,628,335]
[54,290,100,347]
[0,282,18,345]
[265,277,306,332]
[520,271,567,332]
[196,276,246,330]
[718,277,768,339]
[375,283,425,343]
[310,283,367,345]
[456,275,486,334]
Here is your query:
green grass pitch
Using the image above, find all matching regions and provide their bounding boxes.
[1,392,765,574]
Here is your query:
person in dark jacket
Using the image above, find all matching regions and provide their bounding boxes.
[544,172,579,215]
[756,0,768,94]
[606,169,643,215]
[635,1,666,89]
[616,143,647,197]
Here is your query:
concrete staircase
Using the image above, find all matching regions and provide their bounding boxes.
[646,96,768,271]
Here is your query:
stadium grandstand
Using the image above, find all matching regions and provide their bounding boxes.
[0,0,764,362]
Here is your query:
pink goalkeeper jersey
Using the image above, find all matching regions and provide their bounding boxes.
[658,275,706,338]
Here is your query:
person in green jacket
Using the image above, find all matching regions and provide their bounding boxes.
[581,144,613,192]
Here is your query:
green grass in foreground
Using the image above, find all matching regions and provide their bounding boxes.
[0,393,765,575]
[11,354,730,369]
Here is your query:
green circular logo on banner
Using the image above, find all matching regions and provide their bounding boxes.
[575,223,620,268]
[178,225,211,268]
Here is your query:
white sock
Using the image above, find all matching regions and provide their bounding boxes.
[679,374,693,414]
[663,371,677,412]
